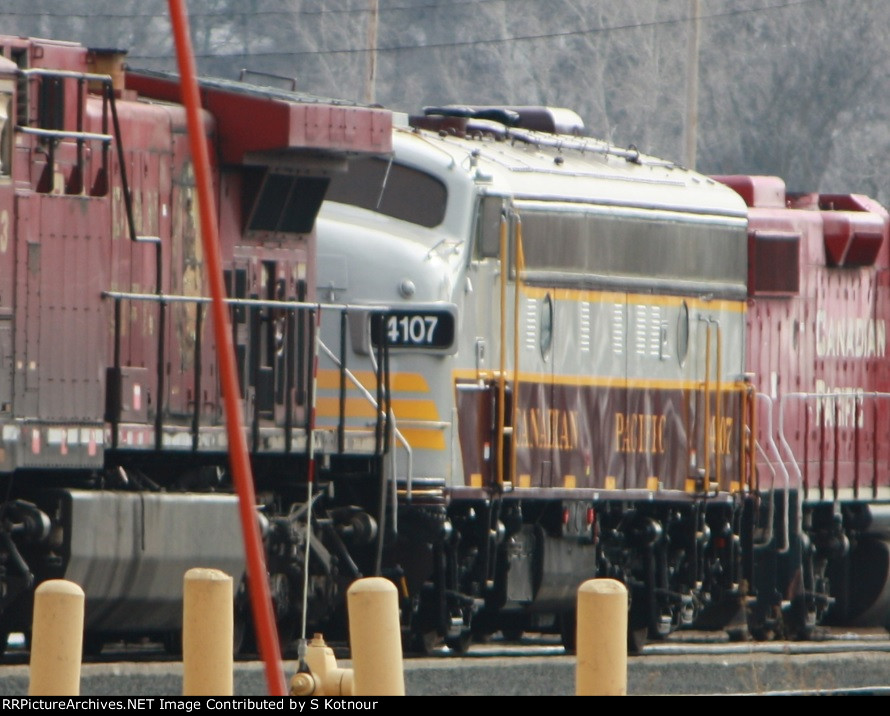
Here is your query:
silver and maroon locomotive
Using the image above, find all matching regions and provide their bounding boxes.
[314,105,890,652]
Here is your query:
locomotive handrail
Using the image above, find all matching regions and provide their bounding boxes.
[104,291,401,468]
[15,126,112,143]
[778,390,890,501]
[755,392,791,553]
[102,290,401,314]
[20,67,114,83]
[318,336,414,504]
[698,317,724,492]
[365,335,410,519]
[16,68,119,198]
[503,126,676,166]
[511,216,525,487]
[752,431,778,548]
[497,211,509,488]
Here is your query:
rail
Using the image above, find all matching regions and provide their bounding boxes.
[753,393,791,553]
[320,335,414,508]
[102,290,399,469]
[777,390,890,501]
[16,68,131,205]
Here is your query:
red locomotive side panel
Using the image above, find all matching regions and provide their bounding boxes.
[716,175,890,499]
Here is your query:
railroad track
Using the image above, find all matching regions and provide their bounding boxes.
[2,628,889,695]
[4,626,889,664]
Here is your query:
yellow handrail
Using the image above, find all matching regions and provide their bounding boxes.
[497,213,508,487]
[511,218,525,487]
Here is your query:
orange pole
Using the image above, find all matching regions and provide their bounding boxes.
[166,0,286,695]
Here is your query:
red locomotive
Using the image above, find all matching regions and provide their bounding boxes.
[0,35,391,653]
[718,175,890,638]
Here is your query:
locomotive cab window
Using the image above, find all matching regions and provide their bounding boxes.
[326,156,447,228]
[474,195,505,259]
[245,171,330,235]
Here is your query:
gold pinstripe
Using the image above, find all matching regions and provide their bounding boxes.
[520,284,747,313]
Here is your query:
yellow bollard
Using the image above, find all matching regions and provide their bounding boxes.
[575,578,628,696]
[289,633,354,696]
[346,577,405,696]
[182,567,234,696]
[29,579,85,696]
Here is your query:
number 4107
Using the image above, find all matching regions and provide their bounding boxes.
[387,315,439,344]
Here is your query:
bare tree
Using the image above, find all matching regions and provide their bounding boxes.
[697,0,890,191]
[2,0,890,198]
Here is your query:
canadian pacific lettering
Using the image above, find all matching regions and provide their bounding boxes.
[815,310,886,358]
[814,379,866,427]
[514,408,579,449]
[614,413,665,454]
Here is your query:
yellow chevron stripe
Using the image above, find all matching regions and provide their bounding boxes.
[398,427,446,451]
[317,369,430,393]
[316,396,440,420]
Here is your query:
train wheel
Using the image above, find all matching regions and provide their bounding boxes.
[445,630,473,655]
[410,629,444,656]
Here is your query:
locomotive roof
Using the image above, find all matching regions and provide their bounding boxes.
[398,110,748,220]
[128,68,372,109]
[126,68,392,164]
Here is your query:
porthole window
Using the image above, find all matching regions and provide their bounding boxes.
[677,301,689,367]
[540,294,553,360]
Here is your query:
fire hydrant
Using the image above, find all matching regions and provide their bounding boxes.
[289,634,354,696]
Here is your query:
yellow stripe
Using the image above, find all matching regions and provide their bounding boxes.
[564,475,576,489]
[518,474,531,488]
[453,370,748,392]
[316,396,440,420]
[646,476,660,491]
[317,369,430,393]
[604,476,617,490]
[399,428,446,451]
[520,284,746,313]
[469,473,483,488]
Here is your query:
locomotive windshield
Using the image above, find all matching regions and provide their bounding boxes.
[326,156,447,228]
